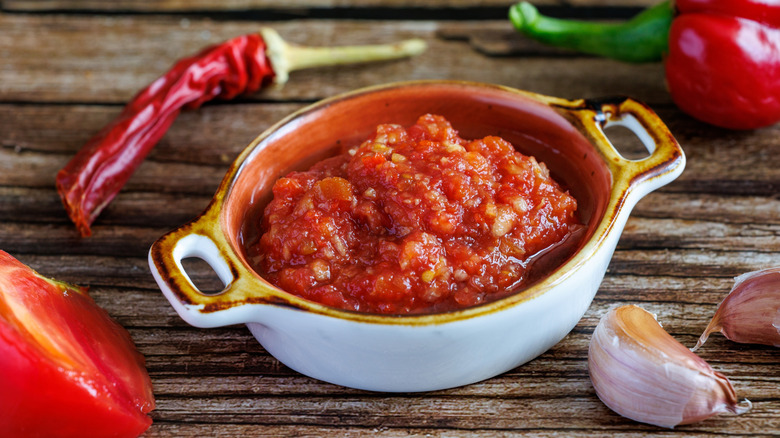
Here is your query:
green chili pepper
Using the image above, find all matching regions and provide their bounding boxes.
[508,0,673,63]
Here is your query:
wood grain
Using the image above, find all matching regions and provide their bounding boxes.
[0,3,778,437]
[0,15,670,104]
[1,0,658,12]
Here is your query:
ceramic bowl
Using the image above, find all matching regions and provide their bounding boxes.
[149,80,685,392]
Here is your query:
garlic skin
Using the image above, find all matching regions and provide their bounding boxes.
[694,267,780,351]
[589,305,750,428]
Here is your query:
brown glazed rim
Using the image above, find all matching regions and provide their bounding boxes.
[149,80,684,326]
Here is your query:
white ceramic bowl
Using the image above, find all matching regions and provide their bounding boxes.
[149,80,685,392]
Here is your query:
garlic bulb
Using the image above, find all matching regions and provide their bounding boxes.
[588,305,750,428]
[694,267,780,351]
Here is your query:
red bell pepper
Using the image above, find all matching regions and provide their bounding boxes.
[509,0,780,130]
[0,250,155,437]
[667,0,780,130]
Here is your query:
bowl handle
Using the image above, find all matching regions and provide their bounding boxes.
[148,208,267,328]
[570,96,686,192]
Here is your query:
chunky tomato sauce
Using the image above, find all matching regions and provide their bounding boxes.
[250,114,580,314]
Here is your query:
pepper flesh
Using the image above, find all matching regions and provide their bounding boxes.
[509,0,780,130]
[666,2,780,129]
[0,250,155,436]
[676,0,780,27]
[56,34,273,237]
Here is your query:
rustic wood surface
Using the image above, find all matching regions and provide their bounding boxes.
[1,0,778,436]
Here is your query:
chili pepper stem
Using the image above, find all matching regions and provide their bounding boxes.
[508,1,672,63]
[260,28,427,84]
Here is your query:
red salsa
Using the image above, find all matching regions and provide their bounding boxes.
[250,114,580,314]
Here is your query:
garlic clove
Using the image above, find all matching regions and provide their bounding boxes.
[694,267,780,351]
[588,305,750,428]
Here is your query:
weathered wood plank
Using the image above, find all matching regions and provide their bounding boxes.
[4,185,780,256]
[0,103,303,163]
[144,395,776,433]
[8,254,161,288]
[146,363,779,398]
[4,104,780,198]
[76,273,765,331]
[1,0,657,13]
[0,187,211,227]
[5,215,780,262]
[6,231,780,283]
[136,329,779,378]
[6,221,780,288]
[633,192,780,225]
[0,15,670,104]
[608,249,780,278]
[0,146,229,193]
[618,217,780,252]
[74,273,774,334]
[141,423,777,438]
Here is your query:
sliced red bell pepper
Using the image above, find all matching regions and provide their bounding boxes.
[0,250,155,437]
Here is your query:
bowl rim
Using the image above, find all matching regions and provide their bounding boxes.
[150,79,685,326]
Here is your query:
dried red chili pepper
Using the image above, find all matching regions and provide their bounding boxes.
[56,28,426,237]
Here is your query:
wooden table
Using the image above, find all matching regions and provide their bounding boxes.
[1,1,778,436]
